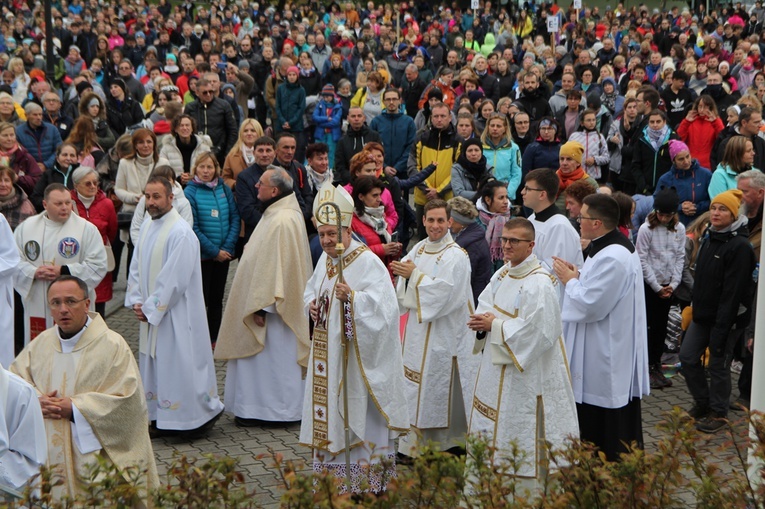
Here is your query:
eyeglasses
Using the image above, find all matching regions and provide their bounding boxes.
[500,237,533,246]
[80,181,99,187]
[577,215,600,223]
[199,90,214,95]
[523,185,544,192]
[49,297,87,309]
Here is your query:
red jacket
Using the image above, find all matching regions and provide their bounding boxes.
[351,214,395,283]
[676,116,724,171]
[72,189,118,303]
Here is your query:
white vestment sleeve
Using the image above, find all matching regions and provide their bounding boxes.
[0,216,18,278]
[562,254,631,324]
[70,404,102,455]
[130,198,147,246]
[63,223,108,291]
[489,275,562,372]
[0,373,47,489]
[140,228,198,326]
[397,257,468,323]
[12,227,36,300]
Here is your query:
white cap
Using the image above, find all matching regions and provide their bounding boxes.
[313,181,354,228]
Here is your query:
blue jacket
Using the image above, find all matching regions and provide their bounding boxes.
[312,98,343,142]
[483,137,522,199]
[369,108,417,174]
[276,81,306,132]
[184,178,240,260]
[522,138,562,179]
[16,121,63,169]
[654,159,713,226]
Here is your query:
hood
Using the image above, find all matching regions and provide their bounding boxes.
[709,213,749,238]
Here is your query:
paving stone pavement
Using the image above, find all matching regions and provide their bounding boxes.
[105,260,750,508]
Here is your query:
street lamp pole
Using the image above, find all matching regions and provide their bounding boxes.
[45,0,55,83]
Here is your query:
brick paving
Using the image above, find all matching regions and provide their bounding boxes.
[105,259,749,508]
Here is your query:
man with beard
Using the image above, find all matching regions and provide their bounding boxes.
[711,107,765,173]
[126,176,224,438]
[517,73,552,122]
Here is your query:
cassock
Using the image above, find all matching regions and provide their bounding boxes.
[469,255,578,491]
[0,215,19,367]
[215,194,312,422]
[396,233,481,454]
[300,240,409,494]
[13,213,107,345]
[126,208,224,431]
[10,314,158,501]
[0,363,46,491]
[561,229,649,461]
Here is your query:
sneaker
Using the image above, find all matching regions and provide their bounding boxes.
[687,404,711,420]
[730,360,743,374]
[649,365,671,389]
[695,413,727,434]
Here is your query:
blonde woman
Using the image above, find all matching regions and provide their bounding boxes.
[222,118,264,189]
[8,58,30,104]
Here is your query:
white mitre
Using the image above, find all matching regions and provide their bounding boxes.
[312,180,354,228]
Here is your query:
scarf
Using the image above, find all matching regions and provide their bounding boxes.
[456,152,488,187]
[557,166,590,193]
[601,90,617,113]
[646,125,669,152]
[0,185,16,206]
[193,175,217,189]
[478,203,512,263]
[306,164,334,192]
[359,205,391,242]
[241,144,255,166]
[300,66,315,77]
[0,143,19,167]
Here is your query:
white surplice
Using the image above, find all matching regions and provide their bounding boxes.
[224,305,305,421]
[528,210,583,303]
[561,239,650,408]
[469,255,578,486]
[126,208,223,430]
[300,240,409,494]
[13,213,107,345]
[396,233,481,453]
[0,215,19,367]
[0,364,47,490]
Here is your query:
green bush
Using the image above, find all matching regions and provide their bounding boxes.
[9,408,765,508]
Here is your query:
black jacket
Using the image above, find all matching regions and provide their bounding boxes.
[105,95,144,136]
[184,97,238,162]
[334,125,382,185]
[630,127,680,194]
[476,71,500,103]
[516,87,552,122]
[692,219,756,356]
[401,77,427,119]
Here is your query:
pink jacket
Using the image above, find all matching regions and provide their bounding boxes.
[344,183,399,230]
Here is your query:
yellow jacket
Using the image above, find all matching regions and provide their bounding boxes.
[408,124,461,206]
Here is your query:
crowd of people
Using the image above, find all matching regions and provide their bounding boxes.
[1,0,764,502]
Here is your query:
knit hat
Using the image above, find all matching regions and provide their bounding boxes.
[69,45,80,54]
[448,196,479,225]
[668,139,690,161]
[286,65,299,75]
[76,80,93,95]
[653,187,680,213]
[461,137,483,154]
[238,59,250,69]
[321,84,335,95]
[711,189,743,215]
[166,54,177,63]
[467,90,484,105]
[559,141,584,165]
[111,78,127,96]
[427,87,444,100]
